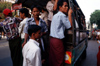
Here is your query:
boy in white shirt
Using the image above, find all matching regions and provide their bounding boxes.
[22,25,42,66]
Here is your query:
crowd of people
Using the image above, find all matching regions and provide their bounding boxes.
[92,29,100,43]
[0,0,73,66]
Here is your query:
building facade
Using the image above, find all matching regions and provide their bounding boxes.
[0,0,15,3]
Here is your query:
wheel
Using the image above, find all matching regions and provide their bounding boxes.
[74,57,82,66]
[82,49,87,59]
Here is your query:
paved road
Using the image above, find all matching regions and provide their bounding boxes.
[0,38,100,66]
[0,38,12,66]
[82,40,100,66]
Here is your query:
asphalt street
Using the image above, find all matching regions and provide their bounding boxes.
[0,38,100,66]
[82,39,100,66]
[0,38,12,66]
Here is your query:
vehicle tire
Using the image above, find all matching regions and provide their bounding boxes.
[74,57,82,66]
[88,38,91,40]
[82,49,86,59]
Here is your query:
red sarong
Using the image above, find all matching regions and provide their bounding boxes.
[49,37,64,66]
[97,46,100,66]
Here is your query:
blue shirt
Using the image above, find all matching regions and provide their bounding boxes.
[50,11,71,39]
[24,17,48,34]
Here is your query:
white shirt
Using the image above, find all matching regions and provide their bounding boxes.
[40,12,48,26]
[22,39,42,66]
[97,32,100,35]
[19,18,28,39]
[50,11,71,39]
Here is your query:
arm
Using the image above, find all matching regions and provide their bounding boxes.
[41,22,48,36]
[18,22,23,36]
[68,8,73,27]
[61,15,71,29]
[22,33,29,48]
[22,23,29,48]
[53,0,58,11]
[43,13,48,26]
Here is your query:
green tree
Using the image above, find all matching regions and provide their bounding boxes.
[0,2,12,12]
[0,2,13,19]
[90,10,100,29]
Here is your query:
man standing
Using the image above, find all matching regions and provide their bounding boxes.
[19,8,29,44]
[18,8,29,66]
[49,0,73,66]
[0,9,22,66]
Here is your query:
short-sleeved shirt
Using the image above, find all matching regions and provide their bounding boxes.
[50,11,71,39]
[97,32,100,35]
[19,18,28,39]
[22,39,41,66]
[40,12,48,26]
[0,17,21,40]
[24,17,48,34]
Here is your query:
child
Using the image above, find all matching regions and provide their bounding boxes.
[22,25,42,66]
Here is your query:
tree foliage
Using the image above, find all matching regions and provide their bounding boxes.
[0,2,14,19]
[0,2,12,13]
[90,10,100,29]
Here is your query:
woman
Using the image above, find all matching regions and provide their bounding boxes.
[46,0,58,33]
[22,5,48,65]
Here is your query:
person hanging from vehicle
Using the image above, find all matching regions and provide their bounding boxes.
[0,8,22,66]
[49,0,73,66]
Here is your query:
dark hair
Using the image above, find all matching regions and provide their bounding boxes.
[31,5,41,12]
[42,7,48,13]
[8,13,12,16]
[19,8,29,17]
[28,25,41,36]
[57,0,69,10]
